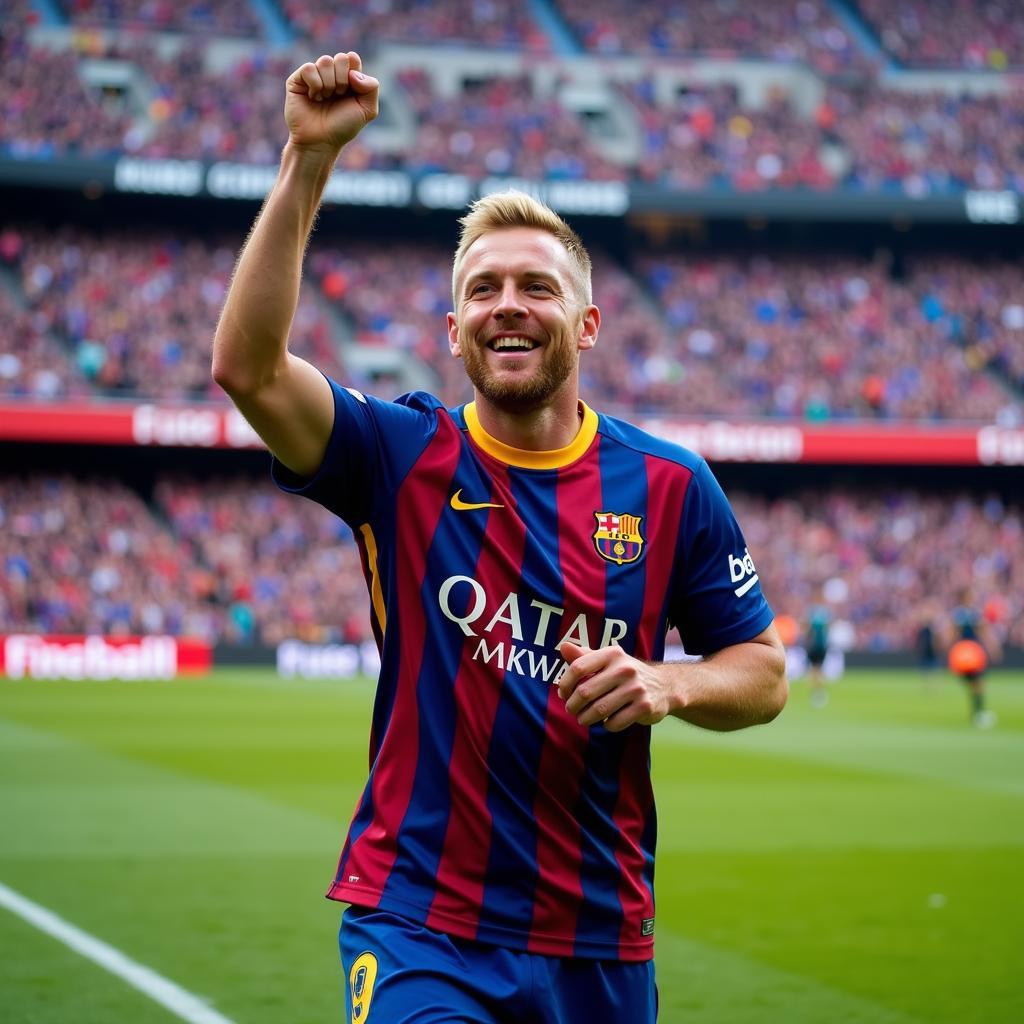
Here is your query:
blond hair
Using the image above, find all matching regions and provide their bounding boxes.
[451,191,593,308]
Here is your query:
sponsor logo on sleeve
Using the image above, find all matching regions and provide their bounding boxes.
[728,547,759,597]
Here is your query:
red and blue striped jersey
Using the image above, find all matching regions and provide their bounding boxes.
[274,380,774,962]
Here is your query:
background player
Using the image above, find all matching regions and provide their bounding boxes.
[804,595,831,708]
[947,588,1001,727]
[212,51,788,1022]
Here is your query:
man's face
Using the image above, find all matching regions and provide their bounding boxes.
[448,228,599,413]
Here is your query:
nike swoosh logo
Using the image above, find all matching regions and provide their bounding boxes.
[450,488,504,511]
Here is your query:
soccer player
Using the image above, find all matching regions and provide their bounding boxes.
[212,52,788,1023]
[947,588,1001,728]
[804,598,831,708]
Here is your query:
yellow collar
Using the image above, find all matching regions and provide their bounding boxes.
[463,402,598,469]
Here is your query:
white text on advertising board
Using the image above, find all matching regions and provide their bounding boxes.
[3,635,177,680]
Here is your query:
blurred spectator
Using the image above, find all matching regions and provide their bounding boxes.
[4,22,1024,197]
[638,251,1020,421]
[9,225,346,401]
[854,0,1024,69]
[623,78,835,191]
[153,476,369,644]
[0,29,132,158]
[280,0,547,52]
[0,475,210,638]
[907,255,1024,393]
[737,488,1024,651]
[0,228,92,398]
[58,0,263,38]
[3,223,1020,422]
[398,69,625,181]
[3,474,1020,651]
[825,84,1024,194]
[554,0,870,72]
[310,243,1021,422]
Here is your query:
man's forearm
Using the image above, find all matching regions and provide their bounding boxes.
[212,142,338,395]
[664,637,788,732]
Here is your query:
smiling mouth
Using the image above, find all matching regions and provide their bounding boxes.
[487,336,540,352]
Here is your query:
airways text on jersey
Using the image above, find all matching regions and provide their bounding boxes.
[438,575,630,685]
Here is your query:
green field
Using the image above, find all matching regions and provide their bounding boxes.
[1,668,1022,1023]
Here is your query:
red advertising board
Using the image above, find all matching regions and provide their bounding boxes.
[1,400,1022,466]
[0,635,213,680]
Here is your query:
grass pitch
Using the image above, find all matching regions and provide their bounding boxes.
[1,668,1021,1023]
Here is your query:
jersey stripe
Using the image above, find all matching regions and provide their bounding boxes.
[525,462,593,952]
[381,436,494,914]
[332,417,461,902]
[596,435,655,958]
[637,456,693,659]
[555,438,632,956]
[612,727,656,954]
[426,456,524,935]
[475,462,550,943]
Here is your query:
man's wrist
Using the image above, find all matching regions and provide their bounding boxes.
[659,660,696,721]
[281,139,343,179]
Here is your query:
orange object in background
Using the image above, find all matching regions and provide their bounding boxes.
[948,639,987,677]
[774,614,799,647]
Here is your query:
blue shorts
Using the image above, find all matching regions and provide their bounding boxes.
[339,906,658,1023]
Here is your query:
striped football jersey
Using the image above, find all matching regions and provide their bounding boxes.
[274,380,773,961]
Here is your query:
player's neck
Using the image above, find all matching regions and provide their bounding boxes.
[472,389,585,453]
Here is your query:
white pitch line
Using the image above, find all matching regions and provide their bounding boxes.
[0,881,237,1024]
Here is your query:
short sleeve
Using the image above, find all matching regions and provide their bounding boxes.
[272,377,440,525]
[668,459,773,656]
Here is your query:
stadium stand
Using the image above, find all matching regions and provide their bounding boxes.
[280,0,546,51]
[4,225,347,400]
[551,0,870,71]
[2,474,1020,651]
[736,488,1024,651]
[3,16,1023,195]
[852,0,1024,69]
[1,0,1021,663]
[58,0,264,37]
[7,220,1019,423]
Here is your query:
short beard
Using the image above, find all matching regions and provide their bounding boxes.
[462,339,576,413]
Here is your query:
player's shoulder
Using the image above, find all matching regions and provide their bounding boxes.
[392,390,448,415]
[595,408,705,474]
[333,383,449,422]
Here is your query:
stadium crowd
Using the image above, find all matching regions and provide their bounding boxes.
[554,0,869,71]
[307,240,1021,421]
[4,12,1024,193]
[3,223,1020,423]
[2,474,1021,653]
[57,0,262,37]
[280,0,544,52]
[854,0,1024,69]
[636,251,1021,421]
[623,78,836,191]
[41,0,1024,73]
[5,225,346,400]
[397,69,625,182]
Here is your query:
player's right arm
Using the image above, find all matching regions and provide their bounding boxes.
[212,52,379,477]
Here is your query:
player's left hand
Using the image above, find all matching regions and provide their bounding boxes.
[557,642,679,731]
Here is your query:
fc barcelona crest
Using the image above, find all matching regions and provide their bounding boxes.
[593,511,645,566]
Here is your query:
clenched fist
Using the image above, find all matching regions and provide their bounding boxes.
[285,51,379,155]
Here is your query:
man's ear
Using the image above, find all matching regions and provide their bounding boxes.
[447,312,461,357]
[577,305,600,351]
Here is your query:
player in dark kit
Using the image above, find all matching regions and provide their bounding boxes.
[212,51,788,1023]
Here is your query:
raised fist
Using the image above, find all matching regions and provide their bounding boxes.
[284,51,379,154]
